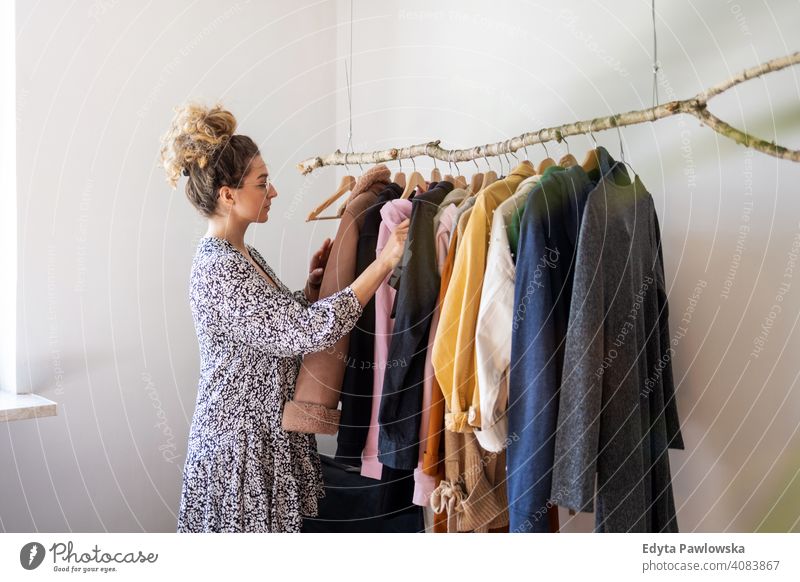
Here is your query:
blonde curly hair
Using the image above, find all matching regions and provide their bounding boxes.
[159,102,260,217]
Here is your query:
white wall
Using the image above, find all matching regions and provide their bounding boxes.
[2,0,800,533]
[3,0,341,532]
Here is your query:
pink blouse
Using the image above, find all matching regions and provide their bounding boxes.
[360,199,414,479]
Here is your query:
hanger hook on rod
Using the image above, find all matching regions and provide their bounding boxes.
[509,139,519,162]
[411,155,417,173]
[503,140,513,169]
[482,146,491,172]
[588,119,598,148]
[538,128,550,158]
[497,145,505,175]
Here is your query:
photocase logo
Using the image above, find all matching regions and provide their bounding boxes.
[20,542,46,570]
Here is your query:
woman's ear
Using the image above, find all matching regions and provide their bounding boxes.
[218,185,235,207]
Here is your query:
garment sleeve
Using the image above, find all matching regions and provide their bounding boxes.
[292,288,310,308]
[551,203,606,513]
[210,256,363,358]
[651,203,685,450]
[474,211,513,451]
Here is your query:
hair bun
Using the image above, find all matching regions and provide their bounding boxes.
[159,102,237,188]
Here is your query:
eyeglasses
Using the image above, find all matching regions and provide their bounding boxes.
[241,175,271,191]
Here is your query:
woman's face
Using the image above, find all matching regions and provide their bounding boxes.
[228,155,278,224]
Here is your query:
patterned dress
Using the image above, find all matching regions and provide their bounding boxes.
[177,236,364,532]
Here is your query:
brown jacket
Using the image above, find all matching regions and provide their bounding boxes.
[283,165,391,434]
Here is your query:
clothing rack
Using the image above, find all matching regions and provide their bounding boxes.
[296,51,800,174]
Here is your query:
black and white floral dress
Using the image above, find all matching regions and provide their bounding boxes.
[177,236,363,532]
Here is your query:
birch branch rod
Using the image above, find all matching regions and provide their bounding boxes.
[296,51,800,174]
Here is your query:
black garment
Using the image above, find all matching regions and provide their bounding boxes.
[301,456,423,533]
[377,465,417,516]
[377,181,453,470]
[387,182,437,293]
[336,183,403,465]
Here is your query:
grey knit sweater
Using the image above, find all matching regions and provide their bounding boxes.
[551,171,684,533]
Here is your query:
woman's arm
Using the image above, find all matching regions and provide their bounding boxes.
[210,218,409,357]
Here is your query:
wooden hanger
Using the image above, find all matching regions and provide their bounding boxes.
[469,172,483,192]
[478,150,497,187]
[581,148,600,173]
[393,169,406,189]
[581,126,601,173]
[537,158,555,173]
[430,165,441,183]
[468,159,483,192]
[518,143,538,178]
[559,153,578,167]
[307,175,355,221]
[536,130,556,174]
[450,156,467,189]
[558,136,578,167]
[401,170,426,200]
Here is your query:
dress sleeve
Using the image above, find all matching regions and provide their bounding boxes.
[209,256,363,357]
[292,288,310,308]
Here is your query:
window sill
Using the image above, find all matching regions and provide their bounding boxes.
[0,392,57,422]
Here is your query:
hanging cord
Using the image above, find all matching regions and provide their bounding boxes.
[344,0,360,169]
[651,0,660,112]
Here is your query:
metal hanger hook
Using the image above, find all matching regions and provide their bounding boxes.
[588,120,598,148]
[538,129,550,158]
[497,146,505,175]
[616,125,625,164]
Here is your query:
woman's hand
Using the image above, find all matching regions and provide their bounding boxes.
[377,218,410,271]
[349,219,411,308]
[305,238,333,302]
[308,238,332,286]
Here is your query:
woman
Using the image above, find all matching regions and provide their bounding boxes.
[160,103,409,532]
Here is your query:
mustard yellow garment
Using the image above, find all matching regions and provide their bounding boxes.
[432,163,536,432]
